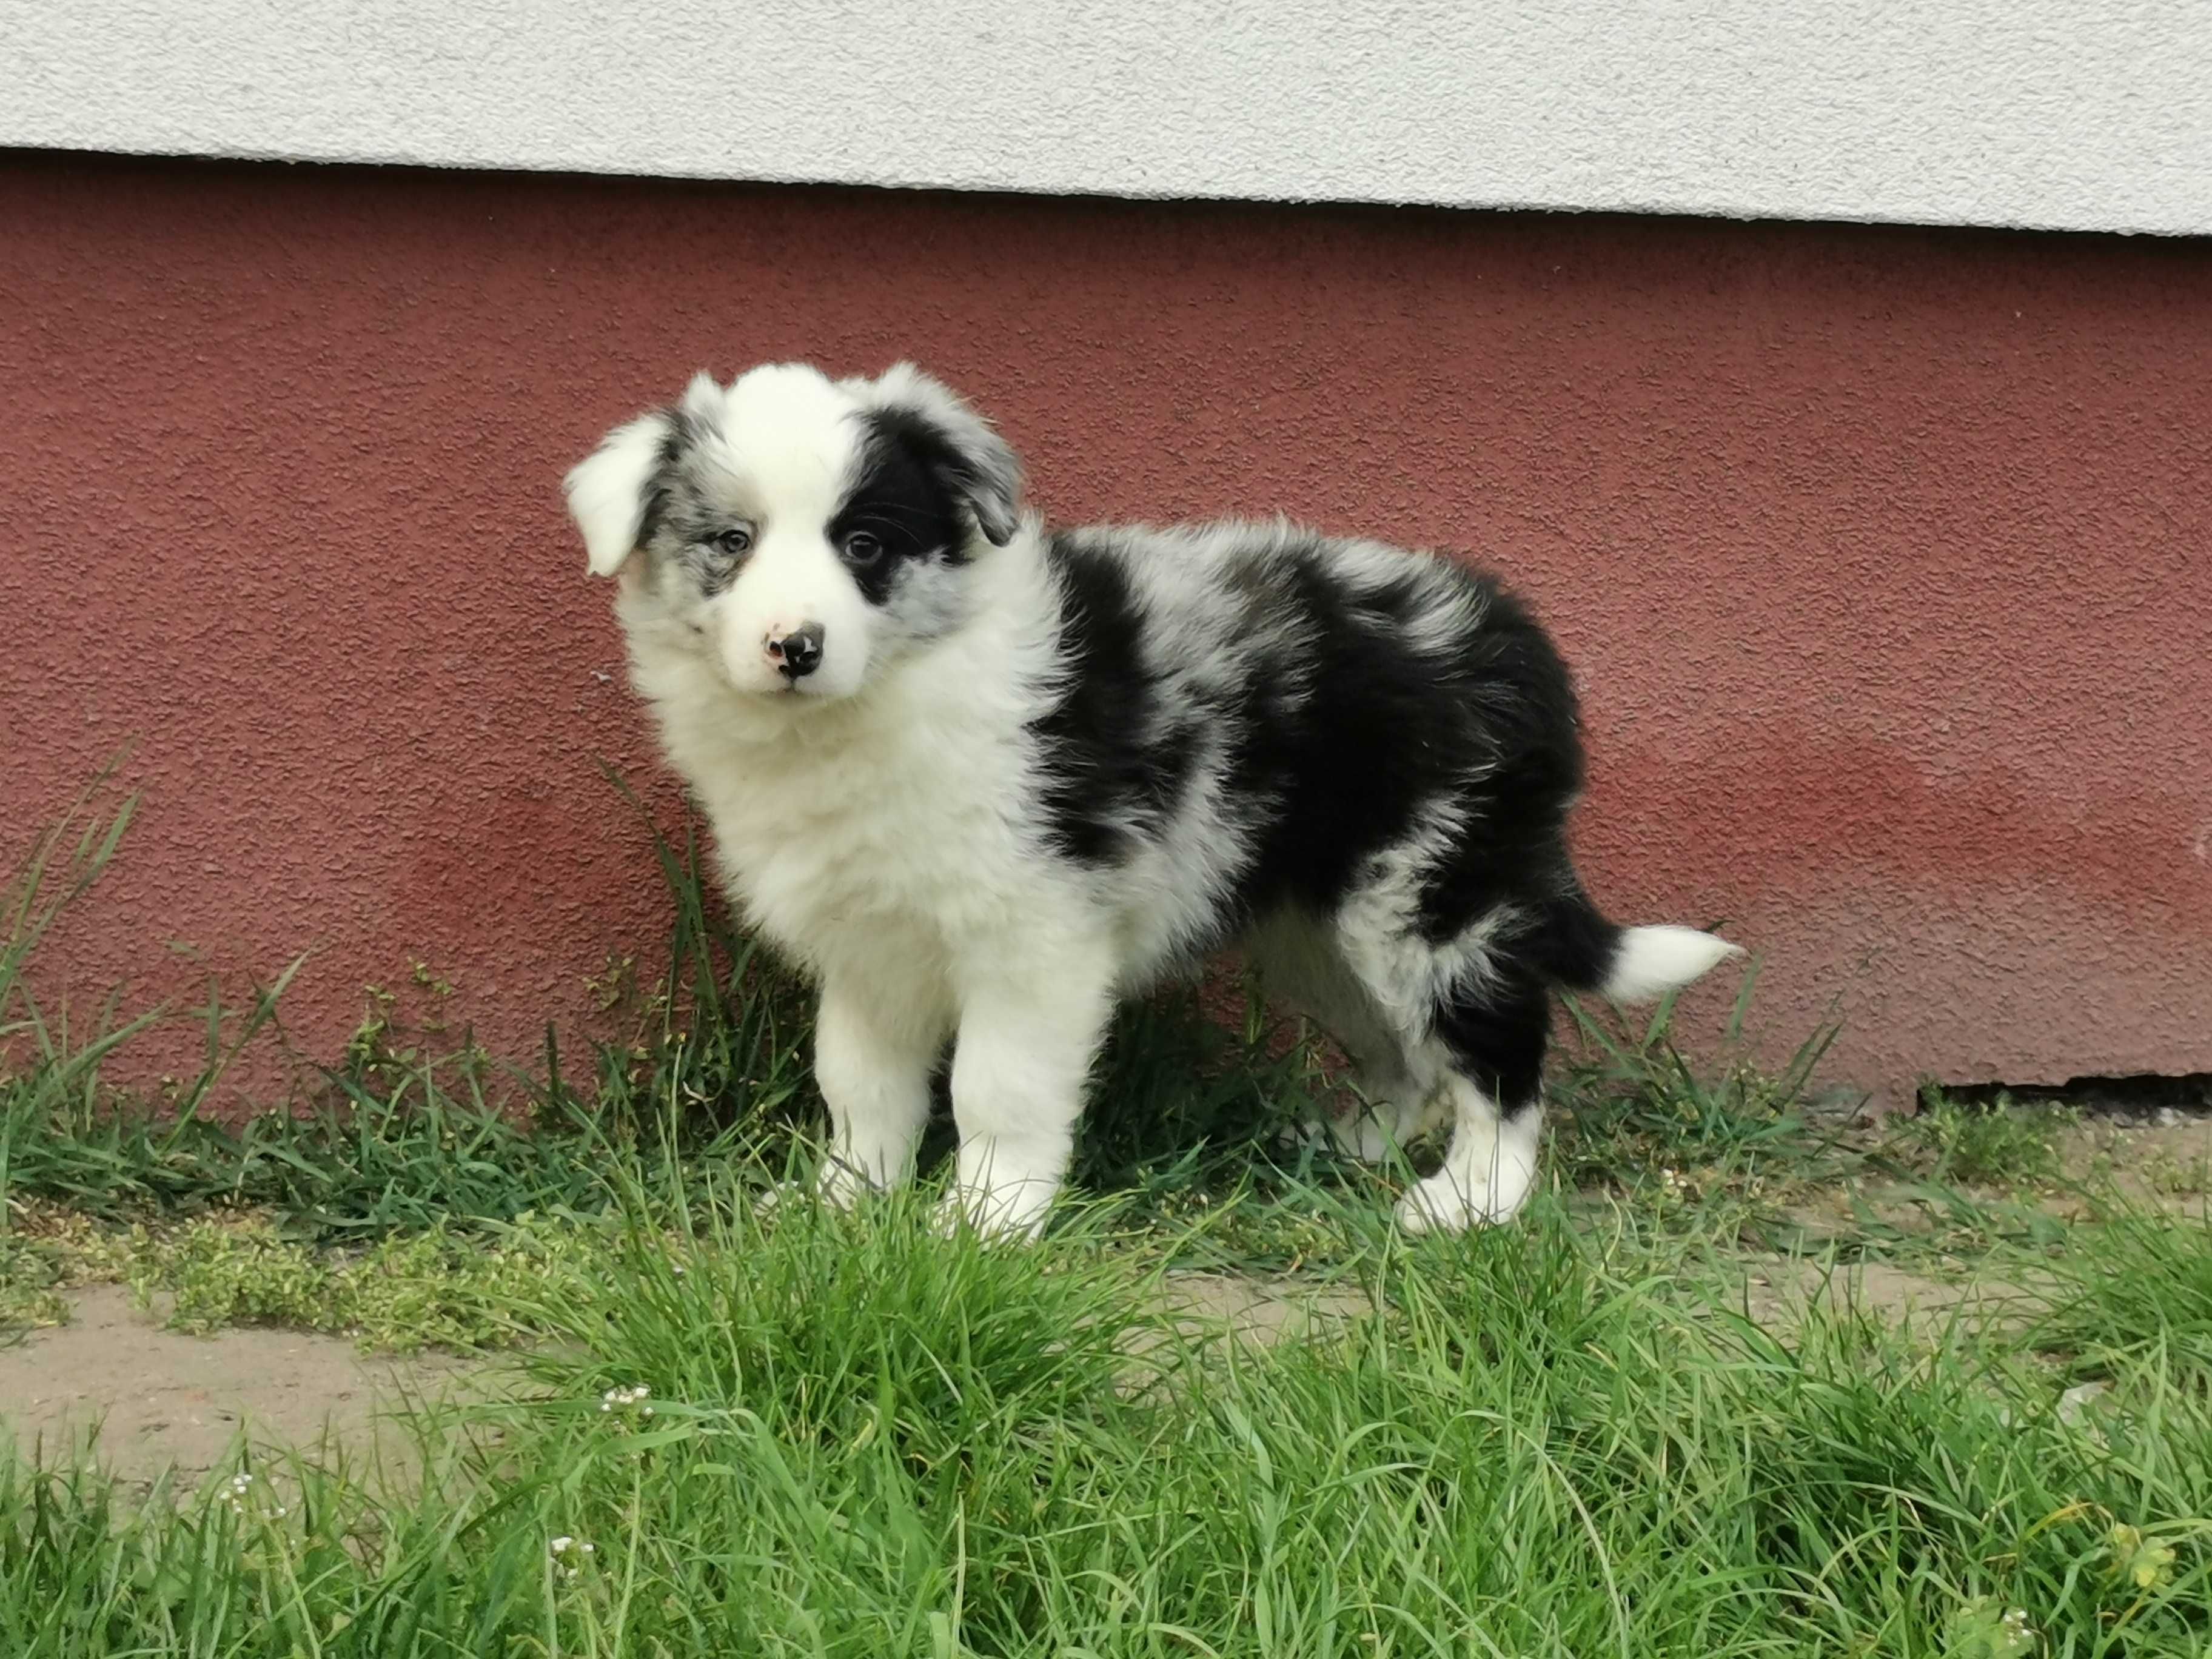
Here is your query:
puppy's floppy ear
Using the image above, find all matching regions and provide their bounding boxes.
[854,363,1026,547]
[564,407,676,578]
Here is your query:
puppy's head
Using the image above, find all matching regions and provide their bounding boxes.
[565,362,1022,700]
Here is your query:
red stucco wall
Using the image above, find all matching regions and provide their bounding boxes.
[4,153,2208,1107]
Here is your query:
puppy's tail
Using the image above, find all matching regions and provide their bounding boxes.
[1537,885,1742,1005]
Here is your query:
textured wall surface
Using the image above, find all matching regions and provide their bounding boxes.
[6,0,2212,235]
[4,153,2210,1107]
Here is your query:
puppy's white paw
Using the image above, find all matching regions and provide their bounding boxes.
[931,1182,1053,1244]
[1394,1171,1478,1235]
[750,1162,880,1222]
[1393,1152,1537,1234]
[814,1155,880,1212]
[748,1180,806,1220]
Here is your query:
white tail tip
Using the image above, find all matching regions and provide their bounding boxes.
[1602,925,1743,1005]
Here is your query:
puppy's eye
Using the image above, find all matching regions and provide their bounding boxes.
[841,531,886,567]
[709,527,753,558]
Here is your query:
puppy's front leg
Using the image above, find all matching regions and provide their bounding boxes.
[940,943,1116,1242]
[813,970,949,1207]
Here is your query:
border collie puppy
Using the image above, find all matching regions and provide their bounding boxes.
[565,363,1737,1239]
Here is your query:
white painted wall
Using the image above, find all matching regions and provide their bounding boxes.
[5,1,2208,235]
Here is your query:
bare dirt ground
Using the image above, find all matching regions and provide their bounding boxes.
[2,1285,477,1491]
[5,1118,2205,1492]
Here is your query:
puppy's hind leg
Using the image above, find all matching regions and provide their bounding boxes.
[1248,914,1432,1163]
[1330,901,1552,1232]
[1335,1070,1441,1164]
[1392,971,1551,1234]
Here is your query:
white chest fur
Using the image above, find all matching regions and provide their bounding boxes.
[617,566,1066,986]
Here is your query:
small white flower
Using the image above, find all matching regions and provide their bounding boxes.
[550,1537,577,1555]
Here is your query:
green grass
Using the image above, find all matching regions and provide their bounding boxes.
[7,766,2212,1652]
[6,1193,2210,1656]
[1550,957,1843,1190]
[1894,1088,2074,1190]
[2033,1206,2212,1381]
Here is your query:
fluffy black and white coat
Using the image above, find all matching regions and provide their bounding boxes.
[565,362,1737,1238]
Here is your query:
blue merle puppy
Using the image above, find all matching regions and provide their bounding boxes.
[565,361,1738,1238]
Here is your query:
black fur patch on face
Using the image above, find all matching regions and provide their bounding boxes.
[829,414,972,606]
[865,400,1019,546]
[1030,536,1198,864]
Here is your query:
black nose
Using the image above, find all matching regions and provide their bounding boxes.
[774,623,826,680]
